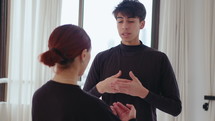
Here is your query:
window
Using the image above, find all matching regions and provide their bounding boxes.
[61,0,79,25]
[60,0,159,85]
[82,0,153,82]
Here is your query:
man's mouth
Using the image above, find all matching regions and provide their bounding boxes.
[121,33,131,38]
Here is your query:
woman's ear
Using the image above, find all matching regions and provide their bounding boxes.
[80,49,88,61]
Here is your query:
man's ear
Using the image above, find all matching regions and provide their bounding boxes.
[140,21,145,29]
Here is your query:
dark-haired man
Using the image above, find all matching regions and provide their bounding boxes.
[84,0,181,121]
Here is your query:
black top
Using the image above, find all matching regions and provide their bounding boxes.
[32,80,120,121]
[83,42,182,121]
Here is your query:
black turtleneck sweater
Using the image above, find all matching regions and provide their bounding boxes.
[83,42,182,121]
[32,81,120,121]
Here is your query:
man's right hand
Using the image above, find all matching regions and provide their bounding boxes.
[96,70,131,94]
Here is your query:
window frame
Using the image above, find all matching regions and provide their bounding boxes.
[0,81,7,102]
[0,0,160,100]
[0,0,8,78]
[0,0,9,102]
[151,0,160,49]
[77,0,160,85]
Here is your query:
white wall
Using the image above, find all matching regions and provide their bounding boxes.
[188,0,212,121]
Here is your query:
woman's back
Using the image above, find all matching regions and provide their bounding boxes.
[32,80,120,121]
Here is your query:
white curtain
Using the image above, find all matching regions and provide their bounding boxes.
[204,1,215,121]
[158,0,189,121]
[3,0,62,121]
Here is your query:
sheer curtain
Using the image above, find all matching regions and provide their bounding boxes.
[3,0,62,121]
[158,0,189,121]
[204,1,215,121]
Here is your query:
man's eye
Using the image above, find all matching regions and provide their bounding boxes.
[117,21,123,23]
[128,21,134,23]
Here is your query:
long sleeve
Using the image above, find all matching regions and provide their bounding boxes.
[83,43,182,121]
[144,53,181,116]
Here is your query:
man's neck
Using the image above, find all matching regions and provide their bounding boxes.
[121,40,141,46]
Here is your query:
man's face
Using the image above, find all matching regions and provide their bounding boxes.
[116,13,145,45]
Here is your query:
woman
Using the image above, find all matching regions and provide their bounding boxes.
[32,24,135,121]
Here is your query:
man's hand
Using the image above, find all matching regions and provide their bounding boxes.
[96,71,131,94]
[111,71,149,98]
[110,102,136,121]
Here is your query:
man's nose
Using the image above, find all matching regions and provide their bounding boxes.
[122,22,128,29]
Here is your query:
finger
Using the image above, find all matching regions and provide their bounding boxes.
[115,82,130,89]
[129,71,138,80]
[115,102,129,112]
[116,78,132,83]
[110,78,130,89]
[112,70,122,78]
[110,84,120,92]
[111,82,129,93]
[110,105,117,115]
[112,103,126,114]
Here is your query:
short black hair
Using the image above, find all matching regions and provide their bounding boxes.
[112,0,146,21]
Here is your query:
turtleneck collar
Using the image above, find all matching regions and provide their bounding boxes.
[119,41,145,52]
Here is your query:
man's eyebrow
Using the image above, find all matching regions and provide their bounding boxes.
[116,16,135,19]
[116,17,123,19]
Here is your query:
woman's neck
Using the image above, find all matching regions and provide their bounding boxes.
[52,69,79,85]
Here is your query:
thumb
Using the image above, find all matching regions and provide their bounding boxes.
[112,70,122,78]
[126,104,133,109]
[129,71,138,80]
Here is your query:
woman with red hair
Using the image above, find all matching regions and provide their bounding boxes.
[32,24,135,121]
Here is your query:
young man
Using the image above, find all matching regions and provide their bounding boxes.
[83,0,182,121]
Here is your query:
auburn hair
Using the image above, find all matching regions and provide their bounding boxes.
[40,24,91,67]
